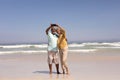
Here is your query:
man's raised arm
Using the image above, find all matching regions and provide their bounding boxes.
[46,25,52,35]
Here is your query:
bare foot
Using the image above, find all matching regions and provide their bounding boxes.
[49,71,52,74]
[57,72,61,74]
[63,71,65,74]
[66,72,70,75]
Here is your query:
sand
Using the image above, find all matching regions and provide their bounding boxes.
[0,51,120,80]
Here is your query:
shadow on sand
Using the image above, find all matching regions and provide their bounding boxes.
[33,71,57,74]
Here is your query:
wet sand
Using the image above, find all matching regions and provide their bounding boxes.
[0,51,120,80]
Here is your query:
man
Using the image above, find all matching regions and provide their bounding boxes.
[46,24,60,74]
[56,24,70,74]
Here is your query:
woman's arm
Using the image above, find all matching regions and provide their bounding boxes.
[56,24,67,41]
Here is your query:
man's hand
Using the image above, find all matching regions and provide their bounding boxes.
[46,24,54,35]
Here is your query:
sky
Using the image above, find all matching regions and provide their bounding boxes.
[0,0,120,44]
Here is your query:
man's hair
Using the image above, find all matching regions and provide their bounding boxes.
[51,24,58,26]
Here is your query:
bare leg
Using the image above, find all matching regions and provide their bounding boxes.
[55,64,61,74]
[49,64,52,74]
[59,50,65,74]
[62,48,70,74]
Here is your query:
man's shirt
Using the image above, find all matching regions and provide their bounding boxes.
[47,30,58,51]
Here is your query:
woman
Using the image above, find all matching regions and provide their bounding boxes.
[56,24,70,74]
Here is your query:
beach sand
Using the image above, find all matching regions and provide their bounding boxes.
[0,50,120,80]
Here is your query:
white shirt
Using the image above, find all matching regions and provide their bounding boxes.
[47,30,58,51]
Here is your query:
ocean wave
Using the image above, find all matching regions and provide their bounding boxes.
[0,42,120,49]
[68,42,120,48]
[0,50,47,55]
[69,49,97,52]
[68,43,85,47]
[0,44,47,49]
[96,47,120,49]
[101,42,120,47]
[0,49,97,55]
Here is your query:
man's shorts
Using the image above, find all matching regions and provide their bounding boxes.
[48,51,59,64]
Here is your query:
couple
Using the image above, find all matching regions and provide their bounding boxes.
[46,24,69,74]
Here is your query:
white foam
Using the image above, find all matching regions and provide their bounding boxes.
[82,42,101,45]
[81,42,120,46]
[96,47,120,49]
[0,50,47,55]
[0,49,98,55]
[0,42,120,49]
[69,49,97,52]
[102,42,120,47]
[68,43,85,47]
[0,44,47,49]
[68,42,120,48]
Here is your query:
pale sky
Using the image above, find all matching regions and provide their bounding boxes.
[0,0,120,44]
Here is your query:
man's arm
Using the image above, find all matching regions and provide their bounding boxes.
[46,25,52,35]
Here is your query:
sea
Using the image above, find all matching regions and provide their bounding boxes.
[0,42,120,55]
